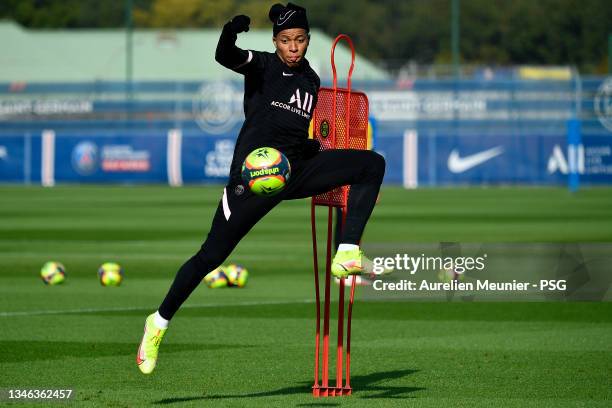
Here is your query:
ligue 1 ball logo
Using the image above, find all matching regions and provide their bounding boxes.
[594,77,612,132]
[72,141,98,175]
[192,82,241,135]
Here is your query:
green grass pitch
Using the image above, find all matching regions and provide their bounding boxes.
[0,185,611,407]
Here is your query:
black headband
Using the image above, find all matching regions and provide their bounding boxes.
[269,3,309,36]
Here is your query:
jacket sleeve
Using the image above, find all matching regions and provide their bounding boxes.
[215,23,264,75]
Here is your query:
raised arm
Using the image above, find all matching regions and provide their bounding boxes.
[215,15,252,71]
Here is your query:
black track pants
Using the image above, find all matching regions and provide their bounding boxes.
[158,149,385,319]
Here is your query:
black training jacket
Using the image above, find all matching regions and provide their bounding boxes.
[215,24,321,183]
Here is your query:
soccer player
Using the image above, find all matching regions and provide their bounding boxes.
[136,2,386,374]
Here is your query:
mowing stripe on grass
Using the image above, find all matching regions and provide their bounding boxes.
[0,252,304,260]
[0,299,314,317]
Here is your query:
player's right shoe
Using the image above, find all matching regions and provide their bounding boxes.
[331,248,394,279]
[136,313,167,374]
[331,248,367,278]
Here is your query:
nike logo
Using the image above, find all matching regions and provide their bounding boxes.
[136,344,145,365]
[447,146,504,173]
[277,10,296,25]
[282,72,294,77]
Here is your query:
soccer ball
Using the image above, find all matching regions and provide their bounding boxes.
[98,262,123,286]
[241,147,291,196]
[225,264,249,288]
[40,261,66,285]
[203,266,229,288]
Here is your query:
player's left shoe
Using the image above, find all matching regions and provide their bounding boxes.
[136,313,167,374]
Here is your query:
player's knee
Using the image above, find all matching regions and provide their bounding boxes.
[368,151,386,181]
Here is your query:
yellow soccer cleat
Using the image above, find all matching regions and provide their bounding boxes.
[331,248,394,279]
[136,313,167,374]
[331,248,366,278]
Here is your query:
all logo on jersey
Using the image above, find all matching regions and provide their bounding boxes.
[289,89,314,113]
[271,88,314,119]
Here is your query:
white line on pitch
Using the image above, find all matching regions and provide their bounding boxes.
[0,299,315,318]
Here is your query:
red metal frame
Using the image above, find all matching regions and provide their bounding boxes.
[311,34,366,398]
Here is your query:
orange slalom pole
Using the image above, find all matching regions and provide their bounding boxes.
[310,201,321,396]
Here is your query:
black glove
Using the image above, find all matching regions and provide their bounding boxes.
[227,15,250,34]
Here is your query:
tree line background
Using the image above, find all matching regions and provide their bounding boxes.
[1,0,610,74]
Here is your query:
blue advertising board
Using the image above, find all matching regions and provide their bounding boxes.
[394,130,612,187]
[54,134,167,183]
[417,133,567,185]
[1,77,611,186]
[181,134,235,184]
[2,130,612,187]
[0,135,27,182]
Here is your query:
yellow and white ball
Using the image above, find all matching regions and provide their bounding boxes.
[225,264,249,288]
[203,266,229,288]
[98,262,123,286]
[40,261,66,285]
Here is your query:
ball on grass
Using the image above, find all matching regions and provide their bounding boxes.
[98,262,123,287]
[40,261,66,285]
[203,267,229,288]
[225,264,249,288]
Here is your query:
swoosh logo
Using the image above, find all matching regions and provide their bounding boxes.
[447,146,504,173]
[136,344,145,365]
[277,10,296,25]
[282,72,293,77]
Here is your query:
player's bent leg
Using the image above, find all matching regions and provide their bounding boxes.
[284,149,385,235]
[341,150,385,243]
[284,150,386,278]
[284,149,385,214]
